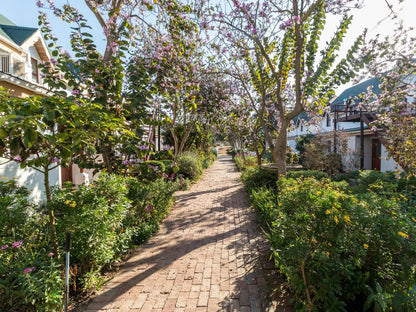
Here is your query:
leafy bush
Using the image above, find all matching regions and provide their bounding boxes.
[51,173,131,281]
[256,177,416,311]
[177,151,203,180]
[0,181,63,311]
[0,180,35,237]
[234,155,257,171]
[241,166,278,191]
[159,159,176,176]
[287,170,329,180]
[134,160,165,181]
[0,235,63,311]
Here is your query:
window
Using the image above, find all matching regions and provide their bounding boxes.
[31,58,38,83]
[0,55,10,73]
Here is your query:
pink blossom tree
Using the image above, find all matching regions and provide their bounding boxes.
[207,0,368,177]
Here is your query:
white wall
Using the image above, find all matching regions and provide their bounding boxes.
[380,145,401,173]
[0,158,60,203]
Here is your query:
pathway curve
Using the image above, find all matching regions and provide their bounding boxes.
[83,153,288,312]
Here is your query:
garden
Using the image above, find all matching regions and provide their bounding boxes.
[0,148,217,311]
[0,0,415,311]
[235,152,416,311]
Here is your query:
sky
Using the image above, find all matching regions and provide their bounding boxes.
[0,0,415,92]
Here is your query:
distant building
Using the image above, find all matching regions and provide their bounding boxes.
[287,76,415,173]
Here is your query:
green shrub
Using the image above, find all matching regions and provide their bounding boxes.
[134,160,165,181]
[287,170,329,180]
[50,173,131,290]
[0,228,63,311]
[0,181,63,311]
[159,159,177,176]
[0,180,34,237]
[177,151,203,180]
[241,166,278,191]
[151,149,174,160]
[233,155,257,171]
[259,177,416,311]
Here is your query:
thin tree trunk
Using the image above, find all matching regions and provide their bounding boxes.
[272,120,289,178]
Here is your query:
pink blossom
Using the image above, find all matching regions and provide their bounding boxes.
[23,267,36,275]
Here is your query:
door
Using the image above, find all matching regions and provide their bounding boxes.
[61,166,73,183]
[372,139,381,171]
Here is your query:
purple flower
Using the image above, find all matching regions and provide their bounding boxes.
[51,157,59,163]
[1,245,8,250]
[23,267,35,275]
[122,160,131,165]
[11,240,23,249]
[145,205,153,212]
[48,252,54,257]
[162,173,168,179]
[72,89,79,95]
[13,156,22,162]
[50,58,57,65]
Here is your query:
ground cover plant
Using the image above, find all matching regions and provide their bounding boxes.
[245,169,416,311]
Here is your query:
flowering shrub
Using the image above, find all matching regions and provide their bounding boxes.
[0,183,63,312]
[134,160,166,181]
[249,176,416,311]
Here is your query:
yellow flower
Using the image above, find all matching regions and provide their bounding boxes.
[64,200,71,205]
[311,213,316,218]
[398,232,409,239]
[363,243,369,249]
[334,216,339,224]
[328,242,332,247]
[412,217,416,223]
[326,209,331,215]
[325,251,330,256]
[344,215,351,223]
[69,201,76,208]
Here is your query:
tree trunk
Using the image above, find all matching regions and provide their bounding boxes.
[44,166,60,260]
[272,120,289,178]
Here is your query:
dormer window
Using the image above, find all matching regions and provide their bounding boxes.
[31,58,38,83]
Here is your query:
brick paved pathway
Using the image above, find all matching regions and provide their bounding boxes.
[83,153,289,312]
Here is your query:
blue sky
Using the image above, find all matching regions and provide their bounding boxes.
[0,0,106,54]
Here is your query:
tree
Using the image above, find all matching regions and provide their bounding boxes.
[364,20,416,175]
[128,1,205,162]
[210,0,368,177]
[0,91,107,257]
[37,0,158,172]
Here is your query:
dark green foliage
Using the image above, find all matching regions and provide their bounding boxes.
[241,166,278,191]
[177,151,203,180]
[287,170,329,180]
[134,160,166,181]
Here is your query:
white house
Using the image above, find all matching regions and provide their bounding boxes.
[287,76,407,173]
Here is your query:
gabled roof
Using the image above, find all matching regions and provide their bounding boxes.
[330,77,381,111]
[0,24,38,46]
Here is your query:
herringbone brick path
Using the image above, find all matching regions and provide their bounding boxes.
[82,153,289,312]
